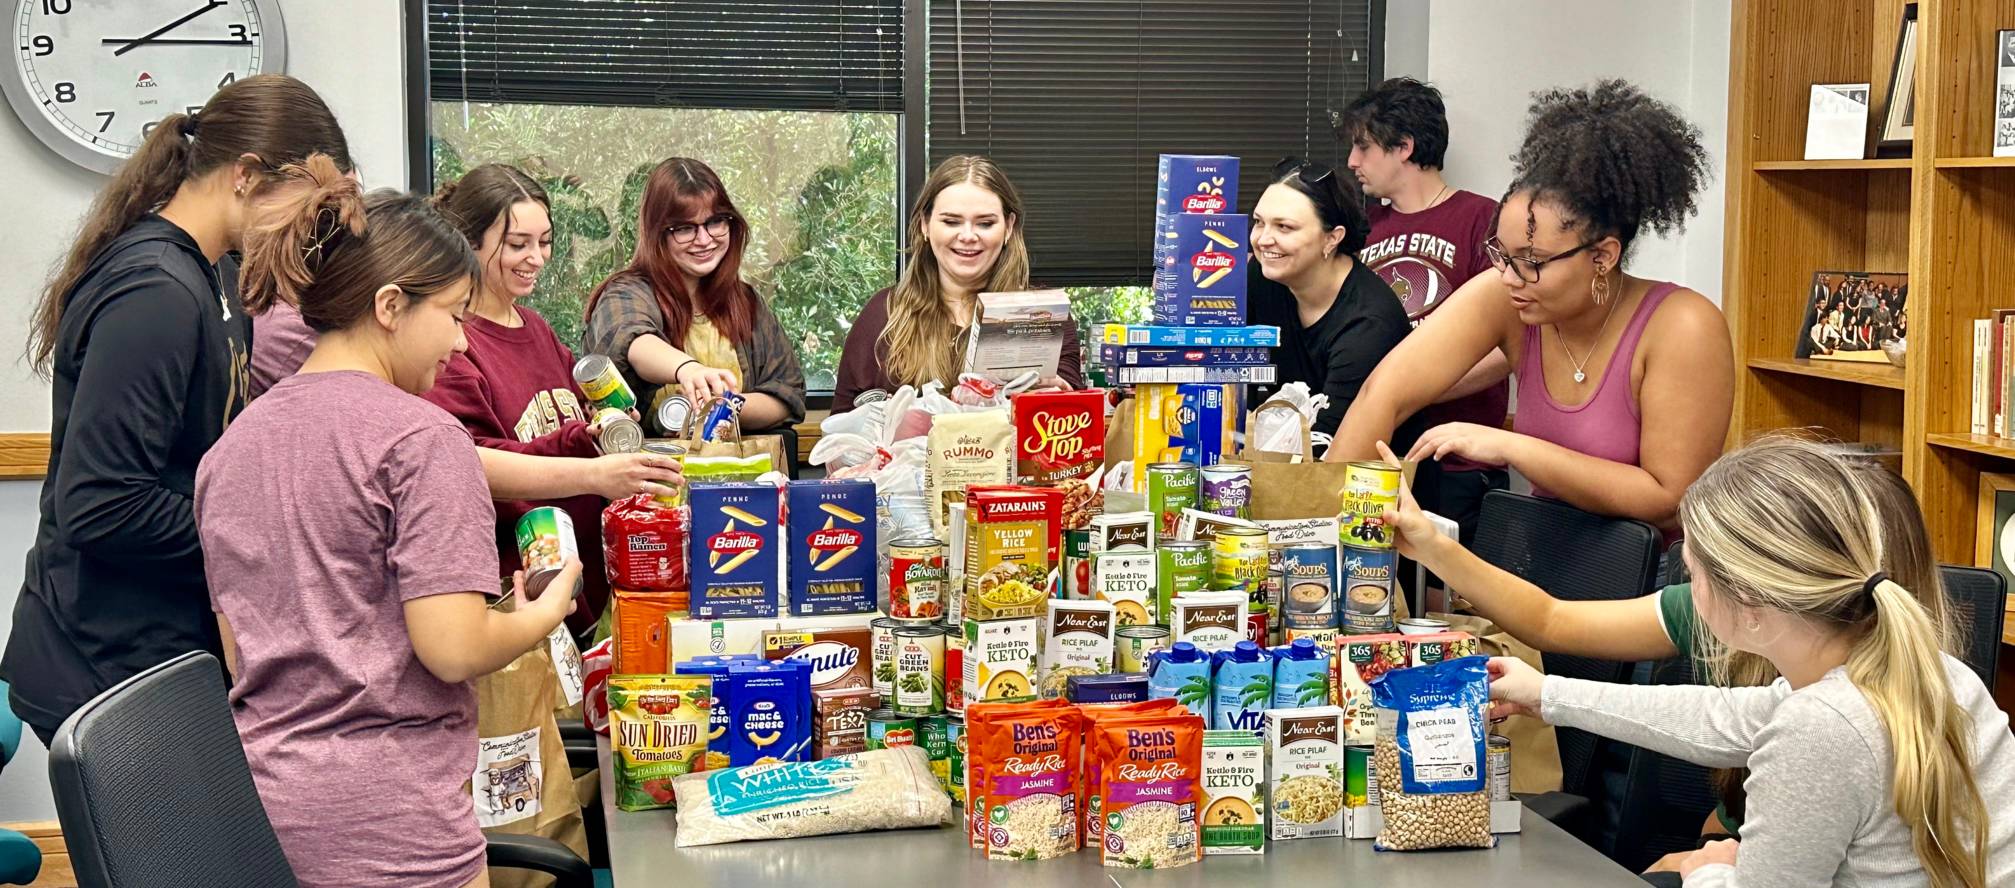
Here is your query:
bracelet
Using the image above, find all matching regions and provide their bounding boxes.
[674,359,700,380]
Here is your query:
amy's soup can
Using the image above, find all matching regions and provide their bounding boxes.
[591,407,645,455]
[1155,541,1210,625]
[1340,545,1397,634]
[572,354,637,413]
[1338,460,1402,549]
[515,506,579,599]
[892,626,945,715]
[1146,461,1199,538]
[1199,463,1252,519]
[1115,625,1172,673]
[866,710,918,750]
[1281,543,1338,630]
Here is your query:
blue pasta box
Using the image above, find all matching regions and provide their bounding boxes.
[723,660,813,766]
[672,654,763,771]
[1067,672,1150,704]
[689,482,782,619]
[1153,213,1249,327]
[1099,324,1282,348]
[1098,345,1273,367]
[785,478,877,616]
[1155,154,1240,235]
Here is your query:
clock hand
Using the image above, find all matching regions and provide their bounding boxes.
[101,38,252,47]
[111,0,227,57]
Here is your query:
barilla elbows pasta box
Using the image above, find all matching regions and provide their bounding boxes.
[786,478,877,615]
[1154,154,1240,248]
[1154,213,1249,327]
[689,482,782,619]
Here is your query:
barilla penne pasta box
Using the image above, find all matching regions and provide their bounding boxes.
[1153,214,1249,327]
[689,482,782,619]
[785,478,877,615]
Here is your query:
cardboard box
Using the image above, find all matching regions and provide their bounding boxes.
[1266,706,1345,839]
[1202,729,1267,855]
[813,686,878,759]
[1099,323,1281,348]
[763,625,872,694]
[1131,383,1235,481]
[688,482,782,618]
[1011,389,1107,485]
[722,660,812,766]
[961,487,1061,621]
[961,617,1038,706]
[1097,345,1273,367]
[1152,213,1250,327]
[785,478,877,615]
[669,617,775,660]
[1038,599,1115,699]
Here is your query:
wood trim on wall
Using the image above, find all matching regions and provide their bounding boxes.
[5,821,75,887]
[0,434,48,480]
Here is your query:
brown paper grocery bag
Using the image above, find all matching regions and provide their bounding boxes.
[1431,611,1564,794]
[472,639,589,888]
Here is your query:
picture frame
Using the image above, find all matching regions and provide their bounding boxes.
[1795,270,1908,363]
[1805,83,1871,160]
[1996,29,2015,157]
[1975,473,2015,594]
[1877,3,1918,156]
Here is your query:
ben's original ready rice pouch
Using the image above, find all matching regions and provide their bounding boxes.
[689,482,782,619]
[785,479,877,615]
[1093,713,1205,869]
[1369,656,1494,851]
[723,660,812,767]
[610,675,712,810]
[1079,700,1191,848]
[968,701,1085,860]
[1012,389,1107,485]
[1153,213,1249,327]
[963,487,1061,621]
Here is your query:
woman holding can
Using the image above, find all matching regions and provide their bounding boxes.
[423,163,656,633]
[831,155,1083,415]
[1327,81,1732,532]
[581,157,806,433]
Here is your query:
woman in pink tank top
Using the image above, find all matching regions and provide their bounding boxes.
[1328,80,1734,531]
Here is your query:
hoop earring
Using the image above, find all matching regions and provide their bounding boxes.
[1591,267,1611,306]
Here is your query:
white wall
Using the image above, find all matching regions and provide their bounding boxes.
[0,1,407,824]
[1417,0,1732,303]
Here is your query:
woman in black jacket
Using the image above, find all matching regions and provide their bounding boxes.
[2,76,352,743]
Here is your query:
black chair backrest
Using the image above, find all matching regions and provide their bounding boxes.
[1662,539,1689,587]
[48,652,298,888]
[1472,490,1662,797]
[1938,564,2006,687]
[1609,654,1722,871]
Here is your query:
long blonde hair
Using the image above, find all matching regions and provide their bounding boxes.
[878,155,1031,388]
[1679,437,1985,888]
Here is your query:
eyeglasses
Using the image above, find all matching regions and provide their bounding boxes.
[1483,235,1601,284]
[1273,156,1337,188]
[666,214,734,245]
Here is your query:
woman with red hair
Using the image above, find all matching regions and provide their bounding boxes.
[582,158,806,432]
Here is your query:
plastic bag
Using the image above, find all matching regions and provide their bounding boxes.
[1367,656,1495,851]
[1248,384,1330,457]
[670,746,951,846]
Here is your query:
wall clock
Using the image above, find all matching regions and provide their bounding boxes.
[3,0,287,174]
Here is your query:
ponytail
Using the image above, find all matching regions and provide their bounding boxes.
[238,156,365,317]
[1850,579,1989,888]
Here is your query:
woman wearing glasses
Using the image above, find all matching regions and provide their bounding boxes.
[582,157,807,432]
[1247,157,1426,450]
[1329,80,1732,531]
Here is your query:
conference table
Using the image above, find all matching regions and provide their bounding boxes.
[594,738,1648,887]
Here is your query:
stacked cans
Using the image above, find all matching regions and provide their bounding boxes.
[1338,461,1402,634]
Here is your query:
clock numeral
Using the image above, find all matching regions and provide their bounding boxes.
[218,71,236,89]
[186,106,202,117]
[40,0,70,15]
[94,111,114,133]
[31,36,54,56]
[53,82,75,104]
[228,23,248,41]
[142,120,160,137]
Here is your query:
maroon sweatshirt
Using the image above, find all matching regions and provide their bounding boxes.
[420,306,609,633]
[832,287,1086,414]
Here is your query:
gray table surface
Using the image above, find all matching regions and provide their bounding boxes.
[595,737,1645,887]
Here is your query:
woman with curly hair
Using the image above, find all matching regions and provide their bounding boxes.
[1328,80,1733,531]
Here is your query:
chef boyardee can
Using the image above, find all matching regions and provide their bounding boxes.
[1155,541,1210,625]
[1199,463,1252,519]
[947,713,967,804]
[1115,625,1172,674]
[866,709,918,750]
[921,714,952,792]
[1281,543,1338,631]
[591,407,645,455]
[892,625,945,715]
[572,354,637,412]
[1488,735,1513,802]
[514,506,579,599]
[871,617,901,699]
[1146,461,1199,538]
[1340,545,1397,634]
[1338,460,1401,549]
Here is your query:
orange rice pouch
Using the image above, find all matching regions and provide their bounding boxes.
[1076,700,1189,848]
[1090,712,1205,870]
[965,700,1083,858]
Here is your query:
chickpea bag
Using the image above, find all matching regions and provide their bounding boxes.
[1367,656,1495,850]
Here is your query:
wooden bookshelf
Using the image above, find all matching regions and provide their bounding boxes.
[1726,1,2015,701]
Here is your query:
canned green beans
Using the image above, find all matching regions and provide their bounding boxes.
[572,354,637,412]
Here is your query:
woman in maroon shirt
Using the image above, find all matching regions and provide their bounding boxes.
[423,164,665,633]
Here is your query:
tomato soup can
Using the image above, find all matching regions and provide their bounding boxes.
[1199,463,1253,519]
[1338,460,1402,549]
[1340,545,1397,634]
[865,709,918,750]
[892,625,945,715]
[888,537,946,621]
[871,617,901,699]
[944,624,965,714]
[1281,543,1339,631]
[1146,461,1199,538]
[572,354,637,413]
[515,506,579,599]
[1115,625,1172,674]
[1155,541,1210,625]
[592,407,645,455]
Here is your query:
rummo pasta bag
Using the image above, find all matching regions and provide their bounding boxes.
[967,700,1085,860]
[1092,713,1205,869]
[1368,656,1495,851]
[926,409,1014,535]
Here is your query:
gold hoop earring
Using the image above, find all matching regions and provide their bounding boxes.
[1591,267,1611,306]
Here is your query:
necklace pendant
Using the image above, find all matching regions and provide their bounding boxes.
[1573,370,1587,384]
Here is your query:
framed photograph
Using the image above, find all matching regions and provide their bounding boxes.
[1878,3,1918,155]
[1795,271,1908,362]
[1996,30,2015,157]
[1976,473,2015,593]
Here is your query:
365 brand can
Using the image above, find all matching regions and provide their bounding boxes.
[1210,526,1270,605]
[1488,734,1513,802]
[1199,463,1253,519]
[944,624,965,713]
[1340,545,1397,634]
[1062,528,1092,600]
[888,537,946,621]
[865,709,918,750]
[1280,543,1338,631]
[591,407,645,455]
[1146,461,1200,538]
[1156,541,1211,625]
[871,617,901,699]
[892,626,945,715]
[1338,461,1402,549]
[572,354,636,413]
[947,713,967,804]
[514,506,579,599]
[1115,625,1172,673]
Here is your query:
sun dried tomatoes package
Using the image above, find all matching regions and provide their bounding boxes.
[603,494,690,592]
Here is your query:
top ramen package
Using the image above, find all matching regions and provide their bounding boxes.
[963,486,1064,621]
[610,674,712,810]
[1012,390,1107,485]
[926,409,1015,536]
[689,482,782,619]
[602,493,690,592]
[785,479,877,615]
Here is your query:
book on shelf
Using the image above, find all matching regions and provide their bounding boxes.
[1976,318,1992,436]
[1971,309,2015,437]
